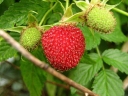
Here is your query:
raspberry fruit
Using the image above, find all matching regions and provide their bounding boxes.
[42,24,85,71]
[20,27,42,50]
[85,6,116,33]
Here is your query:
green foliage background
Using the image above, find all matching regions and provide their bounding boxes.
[0,0,128,96]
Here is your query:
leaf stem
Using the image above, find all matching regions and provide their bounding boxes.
[96,46,105,70]
[90,29,105,70]
[89,29,101,58]
[58,1,65,13]
[65,0,69,10]
[5,61,20,70]
[112,8,128,17]
[96,46,101,58]
[39,2,58,26]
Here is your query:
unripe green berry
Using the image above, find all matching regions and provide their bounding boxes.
[85,6,116,33]
[20,27,41,50]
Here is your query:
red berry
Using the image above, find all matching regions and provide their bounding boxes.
[42,24,85,71]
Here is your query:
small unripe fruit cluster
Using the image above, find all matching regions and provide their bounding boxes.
[20,27,42,50]
[85,6,116,33]
[42,24,85,71]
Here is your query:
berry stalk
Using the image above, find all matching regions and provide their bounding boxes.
[39,2,58,26]
[113,7,128,17]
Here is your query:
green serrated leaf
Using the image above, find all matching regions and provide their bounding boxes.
[0,0,50,29]
[102,49,128,74]
[20,49,46,96]
[31,48,48,63]
[93,69,124,96]
[79,25,101,50]
[57,0,65,13]
[0,32,20,61]
[98,26,127,43]
[46,74,56,96]
[70,53,102,94]
[20,60,45,96]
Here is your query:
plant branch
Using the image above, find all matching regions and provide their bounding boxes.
[0,30,98,96]
[46,80,85,96]
[4,61,20,70]
[46,80,70,90]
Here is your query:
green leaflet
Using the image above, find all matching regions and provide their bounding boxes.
[78,25,101,50]
[98,25,127,43]
[92,69,124,96]
[0,0,50,29]
[102,49,128,74]
[20,49,47,96]
[20,59,46,96]
[0,32,20,61]
[46,74,57,96]
[70,53,102,94]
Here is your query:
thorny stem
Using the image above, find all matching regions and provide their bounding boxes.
[39,2,58,26]
[90,29,105,70]
[113,8,128,17]
[0,30,98,96]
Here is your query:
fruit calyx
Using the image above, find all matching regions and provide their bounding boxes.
[42,24,85,71]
